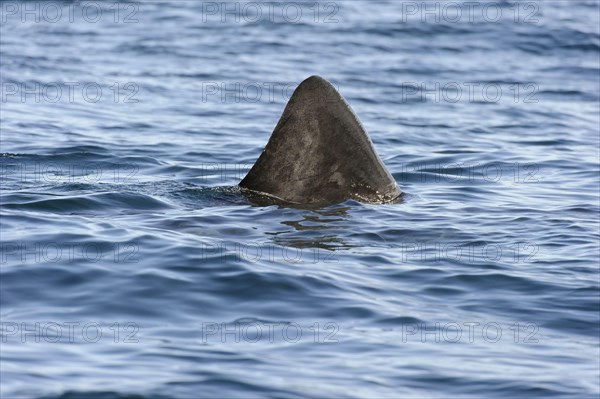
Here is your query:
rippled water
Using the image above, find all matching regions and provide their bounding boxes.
[1,1,599,398]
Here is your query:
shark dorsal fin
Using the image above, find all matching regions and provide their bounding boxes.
[240,75,400,205]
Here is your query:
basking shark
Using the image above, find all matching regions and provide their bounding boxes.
[239,75,400,205]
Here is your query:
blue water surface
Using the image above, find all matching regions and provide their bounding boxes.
[1,1,599,398]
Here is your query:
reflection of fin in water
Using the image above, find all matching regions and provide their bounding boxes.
[269,206,356,251]
[271,235,353,252]
[280,206,350,231]
[240,75,401,205]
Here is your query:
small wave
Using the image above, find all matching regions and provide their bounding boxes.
[3,192,172,213]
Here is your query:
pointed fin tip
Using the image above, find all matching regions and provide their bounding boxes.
[303,75,328,84]
[291,75,345,108]
[298,75,335,90]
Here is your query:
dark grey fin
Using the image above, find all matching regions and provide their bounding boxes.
[239,75,401,205]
